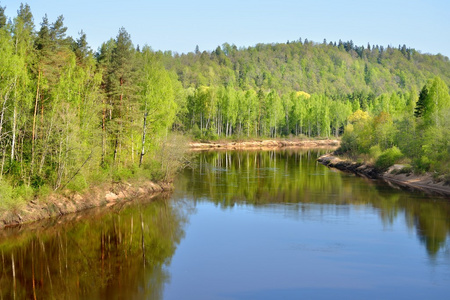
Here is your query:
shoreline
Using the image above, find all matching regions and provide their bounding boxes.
[0,179,172,229]
[189,139,340,151]
[0,139,339,229]
[317,154,450,197]
[3,144,448,230]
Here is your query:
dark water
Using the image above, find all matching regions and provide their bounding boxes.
[1,149,450,299]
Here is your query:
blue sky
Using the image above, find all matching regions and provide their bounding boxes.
[1,0,449,57]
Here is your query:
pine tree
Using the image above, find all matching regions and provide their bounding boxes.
[414,85,428,118]
[73,30,91,64]
[0,4,6,28]
[108,27,136,164]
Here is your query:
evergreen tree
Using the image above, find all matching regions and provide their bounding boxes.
[0,4,6,28]
[414,86,428,118]
[73,30,91,64]
[107,27,136,164]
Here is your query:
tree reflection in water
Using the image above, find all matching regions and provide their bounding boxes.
[177,149,450,257]
[1,149,449,299]
[0,196,189,299]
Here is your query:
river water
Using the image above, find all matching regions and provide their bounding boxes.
[0,149,449,299]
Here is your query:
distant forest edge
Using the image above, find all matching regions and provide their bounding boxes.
[0,4,449,206]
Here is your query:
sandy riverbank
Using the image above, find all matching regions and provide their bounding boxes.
[189,139,340,150]
[0,180,171,229]
[318,154,450,197]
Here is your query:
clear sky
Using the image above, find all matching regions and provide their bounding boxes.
[1,0,449,57]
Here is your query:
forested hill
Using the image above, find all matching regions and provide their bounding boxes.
[163,40,450,96]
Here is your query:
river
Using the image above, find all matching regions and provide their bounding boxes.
[0,148,449,299]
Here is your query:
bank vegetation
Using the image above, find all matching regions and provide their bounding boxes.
[0,4,449,210]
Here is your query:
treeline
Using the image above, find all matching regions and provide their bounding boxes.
[160,33,450,139]
[0,4,184,206]
[184,87,349,139]
[165,39,450,95]
[182,86,423,140]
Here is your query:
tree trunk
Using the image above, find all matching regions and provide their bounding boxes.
[32,69,41,169]
[139,111,148,167]
[114,79,124,164]
[285,114,289,135]
[0,92,8,140]
[0,147,6,179]
[101,98,106,165]
[140,211,146,268]
[11,105,17,161]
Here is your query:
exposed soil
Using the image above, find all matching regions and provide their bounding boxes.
[318,154,450,197]
[190,139,340,151]
[0,180,172,229]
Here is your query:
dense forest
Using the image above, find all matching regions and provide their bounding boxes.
[0,4,185,207]
[0,3,449,207]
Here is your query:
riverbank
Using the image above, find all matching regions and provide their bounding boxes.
[0,179,172,229]
[190,139,340,150]
[318,154,450,197]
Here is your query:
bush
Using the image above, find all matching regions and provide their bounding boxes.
[111,166,134,182]
[205,127,218,141]
[375,146,404,171]
[13,184,34,202]
[152,133,190,182]
[0,180,35,210]
[369,145,382,161]
[66,175,89,192]
[413,156,431,172]
[0,180,13,209]
[339,124,357,154]
[191,124,202,139]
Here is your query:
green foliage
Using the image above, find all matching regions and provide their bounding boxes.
[0,180,33,210]
[0,7,186,207]
[167,39,450,96]
[161,36,450,140]
[191,124,202,139]
[375,146,404,171]
[340,124,357,154]
[338,79,450,177]
[0,4,450,208]
[369,144,382,161]
[415,77,450,126]
[339,110,374,154]
[0,180,14,209]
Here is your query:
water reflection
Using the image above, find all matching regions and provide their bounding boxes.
[0,148,449,299]
[0,196,189,299]
[176,149,450,257]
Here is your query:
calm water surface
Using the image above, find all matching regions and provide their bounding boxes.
[1,149,449,299]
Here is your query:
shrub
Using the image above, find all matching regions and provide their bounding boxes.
[205,127,218,141]
[151,133,190,182]
[413,156,431,172]
[0,180,13,209]
[375,146,404,171]
[369,144,382,161]
[339,124,357,154]
[191,124,202,140]
[66,175,89,192]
